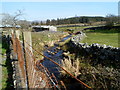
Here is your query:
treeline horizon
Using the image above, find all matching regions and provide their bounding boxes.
[31,16,106,25]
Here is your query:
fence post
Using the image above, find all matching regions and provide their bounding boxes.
[23,31,33,88]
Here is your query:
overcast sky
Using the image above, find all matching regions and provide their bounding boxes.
[1,2,118,21]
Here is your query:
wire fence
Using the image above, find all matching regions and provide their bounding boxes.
[11,32,62,89]
[11,30,91,89]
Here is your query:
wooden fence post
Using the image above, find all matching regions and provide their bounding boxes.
[23,31,33,88]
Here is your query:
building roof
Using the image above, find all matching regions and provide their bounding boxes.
[32,25,56,28]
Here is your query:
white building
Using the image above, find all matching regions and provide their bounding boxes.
[32,25,57,32]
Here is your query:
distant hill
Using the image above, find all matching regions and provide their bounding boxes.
[46,16,106,25]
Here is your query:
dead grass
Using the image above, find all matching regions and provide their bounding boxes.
[61,58,81,77]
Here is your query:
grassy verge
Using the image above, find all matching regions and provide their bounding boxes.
[1,35,14,89]
[32,31,68,60]
[2,57,13,89]
[2,60,8,89]
[59,37,71,46]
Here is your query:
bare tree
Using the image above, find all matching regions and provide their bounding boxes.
[1,13,14,26]
[13,10,23,26]
[1,10,31,29]
[1,10,23,27]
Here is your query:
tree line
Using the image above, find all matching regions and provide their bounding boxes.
[1,10,119,29]
[45,16,105,25]
[32,15,119,26]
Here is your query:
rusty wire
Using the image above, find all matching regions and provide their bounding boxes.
[16,37,26,78]
[11,34,26,81]
[25,46,60,89]
[24,40,92,89]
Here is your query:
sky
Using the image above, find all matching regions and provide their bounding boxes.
[1,2,119,21]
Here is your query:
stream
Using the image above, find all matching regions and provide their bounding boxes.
[42,34,86,89]
[42,35,71,79]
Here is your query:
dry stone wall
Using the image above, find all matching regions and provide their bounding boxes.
[69,32,120,67]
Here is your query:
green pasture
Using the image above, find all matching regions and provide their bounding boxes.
[81,29,120,47]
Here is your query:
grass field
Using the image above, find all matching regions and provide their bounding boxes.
[81,33,118,47]
[81,29,119,47]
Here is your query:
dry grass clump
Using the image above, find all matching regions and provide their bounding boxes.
[47,41,55,47]
[61,58,81,77]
